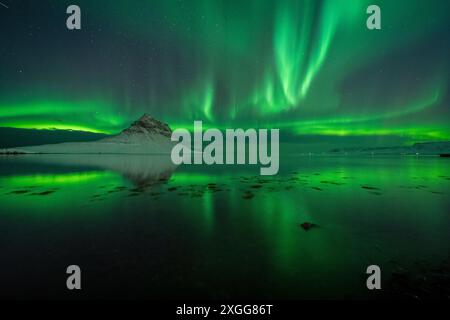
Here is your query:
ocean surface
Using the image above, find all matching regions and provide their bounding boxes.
[0,154,449,299]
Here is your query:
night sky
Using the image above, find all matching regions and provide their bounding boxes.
[0,0,449,149]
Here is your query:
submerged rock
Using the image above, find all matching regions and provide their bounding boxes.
[30,190,55,196]
[242,191,255,199]
[298,222,319,231]
[361,185,381,190]
[8,190,29,194]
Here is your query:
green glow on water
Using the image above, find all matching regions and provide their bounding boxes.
[0,156,449,298]
[170,173,224,184]
[0,171,125,214]
[3,171,116,186]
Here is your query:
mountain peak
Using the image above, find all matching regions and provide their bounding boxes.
[122,114,172,138]
[138,113,154,122]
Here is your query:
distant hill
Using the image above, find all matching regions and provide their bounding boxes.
[328,141,450,155]
[0,127,110,148]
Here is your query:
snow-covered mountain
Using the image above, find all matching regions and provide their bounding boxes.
[3,114,175,154]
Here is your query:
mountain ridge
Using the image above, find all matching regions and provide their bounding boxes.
[327,141,450,155]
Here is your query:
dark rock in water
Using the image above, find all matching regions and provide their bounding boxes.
[207,184,219,190]
[311,187,322,191]
[242,191,254,199]
[361,185,381,191]
[127,193,140,197]
[9,190,29,194]
[320,180,345,185]
[129,186,146,193]
[191,192,204,198]
[298,222,318,231]
[440,153,450,158]
[30,190,55,196]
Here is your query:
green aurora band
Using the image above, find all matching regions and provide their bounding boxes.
[0,0,448,146]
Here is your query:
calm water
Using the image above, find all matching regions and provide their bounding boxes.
[0,154,449,299]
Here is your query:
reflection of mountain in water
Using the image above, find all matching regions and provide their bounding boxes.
[13,154,178,187]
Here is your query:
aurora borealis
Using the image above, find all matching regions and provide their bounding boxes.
[0,0,449,149]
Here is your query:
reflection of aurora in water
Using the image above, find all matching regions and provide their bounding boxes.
[0,171,123,213]
[0,155,449,298]
[1,0,449,148]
